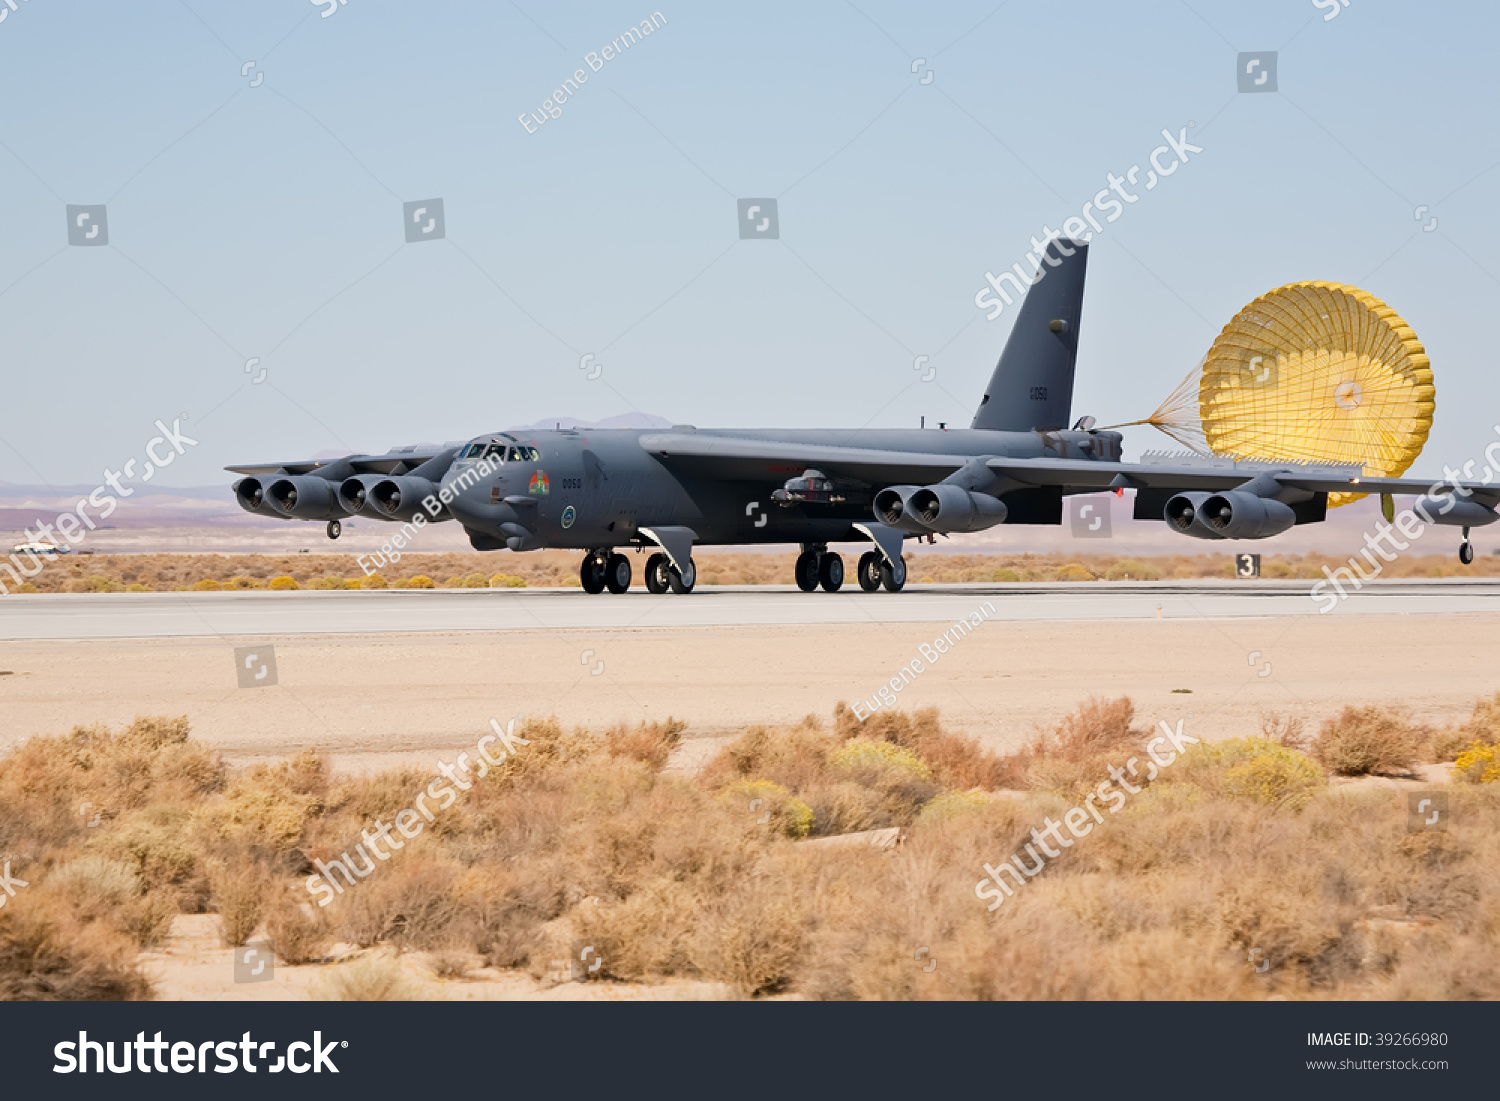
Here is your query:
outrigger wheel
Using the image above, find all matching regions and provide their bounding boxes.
[327,519,341,540]
[1460,527,1474,565]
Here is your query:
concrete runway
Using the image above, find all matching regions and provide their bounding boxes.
[3,579,1499,640]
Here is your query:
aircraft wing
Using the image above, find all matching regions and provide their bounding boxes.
[637,433,971,484]
[638,434,1500,506]
[224,448,446,477]
[985,457,1500,506]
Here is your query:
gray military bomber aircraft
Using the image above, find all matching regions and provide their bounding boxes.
[229,239,1499,594]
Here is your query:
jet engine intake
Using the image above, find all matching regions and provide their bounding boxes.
[1164,492,1224,540]
[265,475,347,520]
[1198,491,1296,540]
[872,486,931,532]
[907,484,1008,533]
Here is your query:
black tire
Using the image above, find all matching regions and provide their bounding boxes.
[605,553,631,594]
[1460,542,1475,565]
[818,552,844,592]
[857,551,882,592]
[327,520,341,540]
[644,553,669,594]
[668,558,696,594]
[880,555,908,593]
[794,551,819,592]
[580,554,606,594]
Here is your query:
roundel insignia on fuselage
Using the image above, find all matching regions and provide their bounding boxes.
[561,505,576,529]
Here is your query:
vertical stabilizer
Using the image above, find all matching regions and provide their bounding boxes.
[971,238,1088,432]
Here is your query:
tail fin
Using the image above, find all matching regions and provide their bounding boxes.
[970,238,1088,432]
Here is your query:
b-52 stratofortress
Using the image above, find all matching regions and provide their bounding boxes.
[229,240,1499,595]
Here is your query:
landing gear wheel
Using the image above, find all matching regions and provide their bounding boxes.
[668,558,696,594]
[818,552,844,592]
[605,553,631,593]
[1460,541,1475,565]
[857,551,882,592]
[794,551,819,592]
[326,520,341,540]
[644,553,670,594]
[880,555,908,593]
[580,553,606,594]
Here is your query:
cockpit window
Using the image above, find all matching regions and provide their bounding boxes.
[482,443,504,461]
[462,443,485,459]
[508,446,539,462]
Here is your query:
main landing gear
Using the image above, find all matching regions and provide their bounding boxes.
[584,549,696,594]
[796,546,906,593]
[643,552,695,594]
[580,550,633,594]
[1459,526,1474,565]
[326,520,341,540]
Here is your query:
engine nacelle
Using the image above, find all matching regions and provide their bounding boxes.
[265,475,348,521]
[1164,492,1224,540]
[907,484,1008,533]
[1412,495,1500,527]
[340,476,440,522]
[233,477,289,518]
[872,486,932,532]
[1198,491,1296,540]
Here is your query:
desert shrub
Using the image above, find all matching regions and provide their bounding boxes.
[208,863,267,946]
[48,856,140,924]
[1176,737,1324,805]
[717,779,812,839]
[489,573,526,588]
[0,898,152,1000]
[1053,563,1095,581]
[360,572,388,589]
[406,575,436,588]
[1430,728,1474,762]
[692,871,809,996]
[310,953,422,1001]
[834,705,1011,790]
[1452,741,1500,784]
[1007,697,1147,795]
[607,717,687,769]
[266,893,332,964]
[831,739,931,783]
[330,858,461,950]
[572,878,703,980]
[1104,559,1162,581]
[1260,713,1313,753]
[190,578,222,591]
[916,789,989,824]
[97,806,204,903]
[1313,706,1424,776]
[126,583,152,593]
[267,575,299,590]
[450,865,566,969]
[309,575,345,590]
[228,575,261,590]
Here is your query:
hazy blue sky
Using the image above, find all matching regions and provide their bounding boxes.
[2,0,1497,487]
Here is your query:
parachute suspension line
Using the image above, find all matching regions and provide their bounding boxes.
[1098,358,1209,454]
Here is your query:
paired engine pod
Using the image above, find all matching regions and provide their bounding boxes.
[873,485,929,532]
[1190,491,1297,540]
[265,475,347,520]
[907,484,1008,533]
[1164,492,1224,540]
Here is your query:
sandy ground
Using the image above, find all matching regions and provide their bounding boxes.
[3,612,1498,770]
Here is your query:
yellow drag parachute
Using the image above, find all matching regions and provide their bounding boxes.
[1134,282,1434,507]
